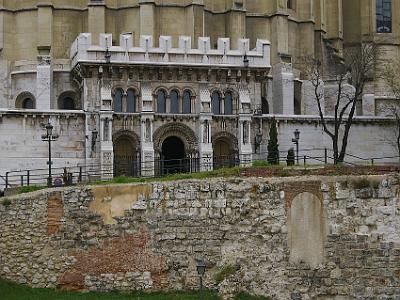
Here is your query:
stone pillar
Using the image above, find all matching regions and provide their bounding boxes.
[238,116,252,166]
[36,55,52,110]
[141,114,155,177]
[198,115,213,171]
[99,113,114,180]
[272,54,294,115]
[88,0,106,44]
[362,94,375,116]
[139,0,156,38]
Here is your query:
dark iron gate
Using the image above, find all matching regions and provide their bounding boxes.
[114,152,141,177]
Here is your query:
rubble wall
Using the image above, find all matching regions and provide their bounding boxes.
[1,175,399,299]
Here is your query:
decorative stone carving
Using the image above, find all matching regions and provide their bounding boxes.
[153,122,198,153]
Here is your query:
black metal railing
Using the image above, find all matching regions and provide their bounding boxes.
[2,148,400,190]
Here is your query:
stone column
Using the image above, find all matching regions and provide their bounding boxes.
[139,0,156,38]
[141,114,155,177]
[36,55,52,110]
[99,113,114,180]
[238,116,252,166]
[88,0,106,44]
[272,54,294,115]
[198,115,213,171]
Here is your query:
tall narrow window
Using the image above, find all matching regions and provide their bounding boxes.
[376,0,392,33]
[170,90,179,114]
[114,89,123,112]
[212,91,221,115]
[183,90,191,114]
[157,90,166,113]
[22,98,34,109]
[127,89,136,113]
[287,0,293,9]
[224,92,233,115]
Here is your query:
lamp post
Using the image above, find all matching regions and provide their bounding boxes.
[292,129,300,165]
[41,122,59,187]
[196,259,206,300]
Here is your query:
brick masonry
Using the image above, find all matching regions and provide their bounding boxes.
[0,175,400,299]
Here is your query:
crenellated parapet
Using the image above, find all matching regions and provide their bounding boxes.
[70,33,271,70]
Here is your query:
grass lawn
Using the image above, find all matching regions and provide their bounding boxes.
[0,279,269,300]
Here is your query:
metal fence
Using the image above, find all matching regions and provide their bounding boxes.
[2,148,400,190]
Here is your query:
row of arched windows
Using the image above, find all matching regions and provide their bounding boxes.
[156,89,192,114]
[114,89,137,113]
[211,91,234,115]
[113,88,235,115]
[15,91,78,110]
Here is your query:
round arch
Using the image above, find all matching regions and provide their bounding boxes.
[153,123,198,155]
[212,131,239,168]
[113,130,141,177]
[15,92,36,109]
[113,130,141,150]
[212,131,239,152]
[58,91,79,110]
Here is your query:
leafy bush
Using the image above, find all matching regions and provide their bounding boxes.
[2,198,11,207]
[234,292,271,300]
[286,148,295,166]
[214,264,239,284]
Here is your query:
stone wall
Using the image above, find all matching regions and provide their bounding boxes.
[1,175,400,299]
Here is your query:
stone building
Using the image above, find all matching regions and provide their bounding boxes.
[0,0,399,184]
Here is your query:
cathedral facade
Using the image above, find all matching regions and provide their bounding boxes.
[0,0,398,184]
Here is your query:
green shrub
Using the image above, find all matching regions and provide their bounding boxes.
[2,198,11,207]
[252,160,269,167]
[286,148,295,166]
[214,264,239,284]
[267,118,279,165]
[17,185,46,194]
[234,292,271,300]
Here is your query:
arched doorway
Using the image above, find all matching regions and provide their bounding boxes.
[113,132,140,177]
[212,132,239,169]
[161,136,186,175]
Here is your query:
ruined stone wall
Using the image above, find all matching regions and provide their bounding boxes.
[0,175,400,299]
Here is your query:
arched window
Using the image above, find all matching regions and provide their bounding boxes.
[16,92,36,109]
[224,92,233,115]
[61,97,75,110]
[127,89,136,113]
[183,90,191,114]
[170,90,179,114]
[22,98,34,109]
[114,89,123,112]
[211,91,221,115]
[157,90,166,113]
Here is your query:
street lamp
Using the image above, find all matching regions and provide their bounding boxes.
[292,129,300,165]
[196,259,206,300]
[41,122,59,187]
[243,52,249,68]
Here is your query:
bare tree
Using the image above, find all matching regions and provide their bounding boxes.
[304,43,376,164]
[382,60,400,159]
